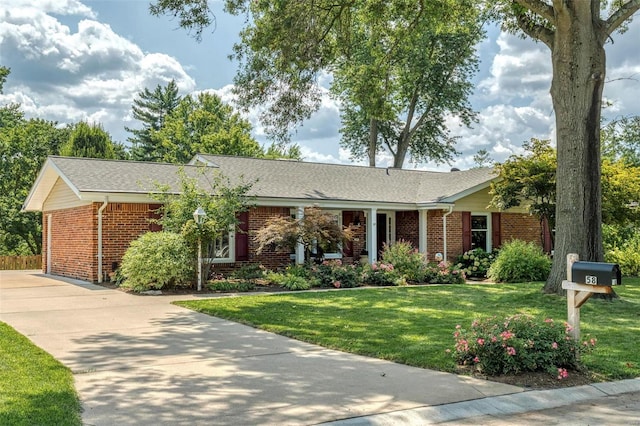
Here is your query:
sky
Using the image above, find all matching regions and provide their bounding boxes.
[1,0,640,171]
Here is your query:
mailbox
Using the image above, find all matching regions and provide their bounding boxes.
[571,261,622,286]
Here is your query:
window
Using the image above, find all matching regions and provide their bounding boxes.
[206,230,235,263]
[471,214,489,251]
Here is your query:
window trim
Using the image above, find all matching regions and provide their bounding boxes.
[470,213,491,252]
[204,229,236,264]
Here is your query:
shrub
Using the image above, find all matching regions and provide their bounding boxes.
[120,231,194,292]
[452,314,596,377]
[381,240,426,282]
[208,280,256,292]
[313,259,362,288]
[424,261,466,284]
[455,248,498,279]
[229,263,265,280]
[604,226,640,277]
[265,271,313,290]
[487,239,551,282]
[362,262,403,286]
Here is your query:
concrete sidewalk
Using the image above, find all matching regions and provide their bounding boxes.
[1,270,638,425]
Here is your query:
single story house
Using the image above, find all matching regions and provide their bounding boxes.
[23,154,551,283]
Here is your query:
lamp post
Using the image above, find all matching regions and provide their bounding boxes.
[193,206,207,291]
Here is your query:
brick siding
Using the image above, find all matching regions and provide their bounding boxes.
[395,211,419,248]
[43,204,96,281]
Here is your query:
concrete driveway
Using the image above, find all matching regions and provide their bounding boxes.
[0,270,522,425]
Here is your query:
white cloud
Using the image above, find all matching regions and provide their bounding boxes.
[0,2,195,143]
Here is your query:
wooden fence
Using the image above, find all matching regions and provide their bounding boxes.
[0,255,42,270]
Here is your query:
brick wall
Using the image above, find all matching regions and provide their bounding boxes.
[43,204,96,281]
[501,213,544,247]
[395,211,419,248]
[426,210,463,261]
[43,202,160,282]
[246,206,293,269]
[101,203,160,276]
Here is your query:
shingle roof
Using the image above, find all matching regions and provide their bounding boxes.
[194,154,496,204]
[26,155,496,210]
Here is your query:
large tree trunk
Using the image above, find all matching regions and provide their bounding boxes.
[368,118,378,167]
[544,3,605,294]
[393,132,409,168]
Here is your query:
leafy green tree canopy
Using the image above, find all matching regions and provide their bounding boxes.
[149,0,485,168]
[150,92,262,163]
[59,121,122,159]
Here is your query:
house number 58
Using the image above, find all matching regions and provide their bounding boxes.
[585,275,598,284]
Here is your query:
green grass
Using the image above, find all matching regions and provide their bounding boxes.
[0,322,81,426]
[176,278,640,380]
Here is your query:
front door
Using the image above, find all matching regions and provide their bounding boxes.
[376,211,395,257]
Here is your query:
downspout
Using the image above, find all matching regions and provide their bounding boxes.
[97,197,109,283]
[442,205,453,262]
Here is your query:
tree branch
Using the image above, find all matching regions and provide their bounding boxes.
[605,0,640,37]
[515,13,554,49]
[514,0,556,23]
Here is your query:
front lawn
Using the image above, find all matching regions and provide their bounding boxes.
[176,278,640,380]
[0,322,81,425]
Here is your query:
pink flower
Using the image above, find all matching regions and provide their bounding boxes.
[500,331,514,341]
[473,356,480,363]
[552,342,558,349]
[506,346,516,356]
[590,338,597,346]
[477,338,485,346]
[491,336,497,343]
[333,281,341,288]
[544,318,554,324]
[557,368,569,380]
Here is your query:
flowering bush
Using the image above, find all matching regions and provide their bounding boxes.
[423,261,466,284]
[313,259,362,288]
[381,240,427,282]
[455,248,498,279]
[362,262,403,286]
[451,314,596,377]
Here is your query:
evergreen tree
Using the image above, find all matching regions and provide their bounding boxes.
[127,80,181,161]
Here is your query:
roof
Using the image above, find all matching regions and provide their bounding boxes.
[23,154,497,211]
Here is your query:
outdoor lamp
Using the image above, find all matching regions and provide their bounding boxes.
[193,206,207,225]
[193,206,207,291]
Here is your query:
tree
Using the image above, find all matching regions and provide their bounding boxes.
[472,149,493,168]
[59,121,123,159]
[152,167,254,280]
[149,0,484,168]
[254,206,354,264]
[0,66,9,93]
[126,80,182,161]
[490,138,556,248]
[602,115,640,166]
[491,138,640,246]
[262,142,303,160]
[334,3,482,167]
[489,1,640,294]
[0,117,68,254]
[150,92,263,163]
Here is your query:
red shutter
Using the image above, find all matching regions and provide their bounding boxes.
[235,211,249,261]
[491,212,501,249]
[462,211,472,252]
[342,211,354,257]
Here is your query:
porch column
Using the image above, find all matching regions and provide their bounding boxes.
[366,208,377,264]
[418,209,427,254]
[295,206,305,264]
